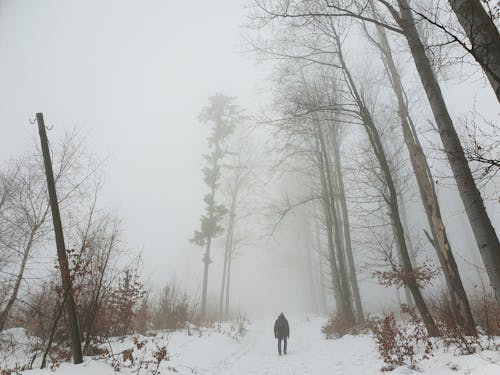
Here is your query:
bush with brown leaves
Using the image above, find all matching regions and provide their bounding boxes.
[371,308,433,371]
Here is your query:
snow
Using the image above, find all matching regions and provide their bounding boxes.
[1,315,499,374]
[0,327,40,370]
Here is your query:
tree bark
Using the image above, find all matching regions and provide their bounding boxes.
[448,0,500,101]
[396,0,500,302]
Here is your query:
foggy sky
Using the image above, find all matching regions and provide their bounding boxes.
[1,0,499,316]
[0,0,267,286]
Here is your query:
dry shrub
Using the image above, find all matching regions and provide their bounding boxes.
[469,292,499,337]
[105,335,170,374]
[189,303,219,328]
[212,316,248,342]
[14,263,146,367]
[17,280,60,341]
[428,292,480,355]
[150,282,196,331]
[371,307,433,371]
[45,346,72,370]
[230,316,248,339]
[427,292,457,331]
[428,289,499,354]
[321,313,363,339]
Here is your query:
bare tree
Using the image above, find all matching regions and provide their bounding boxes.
[76,210,122,354]
[251,0,500,306]
[345,0,500,302]
[0,131,96,334]
[0,158,50,332]
[363,3,476,335]
[263,64,366,324]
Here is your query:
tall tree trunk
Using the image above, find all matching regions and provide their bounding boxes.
[368,10,477,334]
[316,120,355,324]
[201,236,212,319]
[332,27,440,336]
[395,0,500,302]
[219,215,231,318]
[224,217,236,317]
[201,161,220,320]
[314,213,329,314]
[36,113,83,364]
[398,203,416,310]
[329,126,364,322]
[220,187,237,319]
[316,151,344,313]
[448,0,500,101]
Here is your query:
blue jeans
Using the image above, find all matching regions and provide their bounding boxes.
[278,337,287,355]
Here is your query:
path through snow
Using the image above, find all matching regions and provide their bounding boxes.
[169,315,380,375]
[4,315,499,374]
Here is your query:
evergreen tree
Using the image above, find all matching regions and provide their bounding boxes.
[191,93,239,320]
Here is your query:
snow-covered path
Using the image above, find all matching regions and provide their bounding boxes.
[184,316,380,375]
[6,315,500,374]
[136,315,500,375]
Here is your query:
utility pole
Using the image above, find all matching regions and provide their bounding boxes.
[36,113,83,364]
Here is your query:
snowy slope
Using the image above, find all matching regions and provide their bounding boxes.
[3,315,499,374]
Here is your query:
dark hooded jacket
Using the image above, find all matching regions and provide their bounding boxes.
[274,313,289,339]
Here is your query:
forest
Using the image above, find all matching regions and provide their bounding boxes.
[0,0,499,374]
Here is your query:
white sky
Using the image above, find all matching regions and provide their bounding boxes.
[0,0,271,289]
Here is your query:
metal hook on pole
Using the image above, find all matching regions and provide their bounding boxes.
[30,115,53,130]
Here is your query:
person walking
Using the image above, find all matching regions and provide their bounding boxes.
[274,312,289,356]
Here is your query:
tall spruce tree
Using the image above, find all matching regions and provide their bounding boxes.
[191,93,238,320]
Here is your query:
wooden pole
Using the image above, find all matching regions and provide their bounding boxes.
[36,113,83,364]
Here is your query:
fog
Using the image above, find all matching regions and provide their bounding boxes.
[1,0,499,323]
